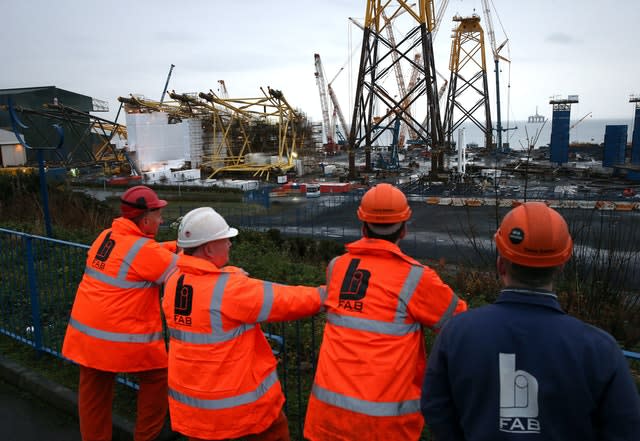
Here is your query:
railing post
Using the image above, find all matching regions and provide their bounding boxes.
[24,235,44,352]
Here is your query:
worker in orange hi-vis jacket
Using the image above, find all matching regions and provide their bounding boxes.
[304,183,468,441]
[62,185,179,441]
[162,207,326,441]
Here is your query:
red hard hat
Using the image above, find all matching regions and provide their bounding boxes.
[494,202,573,267]
[120,185,167,219]
[357,183,412,224]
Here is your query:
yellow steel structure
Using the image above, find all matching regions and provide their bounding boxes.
[119,87,300,179]
[443,14,493,151]
[90,120,132,175]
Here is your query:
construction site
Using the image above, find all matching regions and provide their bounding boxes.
[0,0,639,203]
[1,3,640,441]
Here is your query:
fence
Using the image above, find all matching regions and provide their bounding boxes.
[160,192,460,264]
[1,222,639,438]
[0,227,322,438]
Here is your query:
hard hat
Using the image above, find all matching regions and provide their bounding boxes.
[120,185,167,219]
[357,183,412,224]
[494,202,573,267]
[178,207,238,248]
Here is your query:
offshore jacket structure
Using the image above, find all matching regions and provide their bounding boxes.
[421,289,640,441]
[162,254,325,439]
[63,217,178,371]
[304,237,467,440]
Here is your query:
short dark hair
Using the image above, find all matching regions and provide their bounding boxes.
[363,222,405,243]
[506,260,561,287]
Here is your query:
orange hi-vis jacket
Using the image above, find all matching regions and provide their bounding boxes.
[304,238,467,441]
[62,217,178,372]
[162,254,326,440]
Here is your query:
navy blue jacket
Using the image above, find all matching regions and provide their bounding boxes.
[421,288,640,441]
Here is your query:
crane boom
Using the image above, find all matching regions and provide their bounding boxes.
[381,10,408,99]
[381,9,409,148]
[160,64,175,104]
[570,112,592,129]
[481,0,509,62]
[481,0,510,151]
[433,0,450,39]
[314,53,335,147]
[327,66,350,139]
[328,84,349,140]
[218,80,229,99]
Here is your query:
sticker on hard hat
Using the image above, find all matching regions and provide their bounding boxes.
[509,228,524,244]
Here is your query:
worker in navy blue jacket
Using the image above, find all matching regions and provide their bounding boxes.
[421,202,640,441]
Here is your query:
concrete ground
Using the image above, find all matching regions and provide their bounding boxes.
[0,355,180,441]
[0,378,80,441]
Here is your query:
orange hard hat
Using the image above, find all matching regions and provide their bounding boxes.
[494,202,573,267]
[120,185,167,219]
[357,183,412,224]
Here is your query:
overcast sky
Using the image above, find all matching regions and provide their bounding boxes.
[4,0,639,126]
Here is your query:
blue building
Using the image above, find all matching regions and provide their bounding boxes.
[603,125,627,168]
[549,96,578,165]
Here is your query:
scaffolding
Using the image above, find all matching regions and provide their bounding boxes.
[119,87,301,179]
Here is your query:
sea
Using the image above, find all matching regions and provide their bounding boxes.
[457,117,636,151]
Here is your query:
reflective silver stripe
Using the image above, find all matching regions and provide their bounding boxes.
[83,237,169,289]
[69,317,163,343]
[163,266,180,285]
[312,384,420,417]
[83,267,152,289]
[327,257,339,285]
[210,273,229,332]
[327,313,420,336]
[169,369,279,410]
[432,294,460,330]
[393,265,424,323]
[169,272,254,344]
[319,286,328,304]
[117,238,150,279]
[169,323,255,344]
[257,282,274,322]
[156,253,178,284]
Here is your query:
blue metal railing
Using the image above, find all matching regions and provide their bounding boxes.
[1,225,639,360]
[0,226,638,438]
[0,227,323,437]
[624,350,640,360]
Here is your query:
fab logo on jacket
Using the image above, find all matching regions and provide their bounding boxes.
[173,275,193,326]
[338,259,370,313]
[92,232,115,270]
[499,353,541,434]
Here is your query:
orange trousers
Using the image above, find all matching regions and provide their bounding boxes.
[78,365,168,441]
[188,411,290,441]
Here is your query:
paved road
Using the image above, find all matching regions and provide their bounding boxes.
[0,378,81,441]
[231,195,640,287]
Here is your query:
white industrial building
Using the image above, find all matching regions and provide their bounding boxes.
[0,128,27,166]
[125,111,218,172]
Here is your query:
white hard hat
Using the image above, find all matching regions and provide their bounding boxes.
[177,207,238,248]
